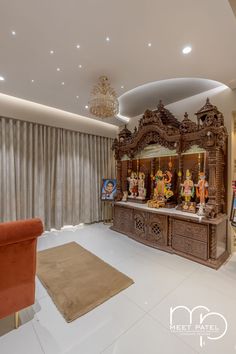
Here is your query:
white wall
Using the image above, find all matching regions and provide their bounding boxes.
[128,86,236,251]
[0,93,118,139]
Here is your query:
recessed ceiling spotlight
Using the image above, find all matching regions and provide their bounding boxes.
[85,105,89,109]
[0,76,5,81]
[148,42,152,47]
[61,81,65,85]
[106,37,110,42]
[76,44,80,49]
[78,64,82,68]
[57,67,61,71]
[182,46,192,54]
[11,30,16,36]
[50,50,54,54]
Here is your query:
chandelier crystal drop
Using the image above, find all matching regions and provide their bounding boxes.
[89,76,119,118]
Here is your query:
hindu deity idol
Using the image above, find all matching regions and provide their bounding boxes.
[148,168,174,208]
[137,172,146,200]
[181,169,194,202]
[153,170,165,198]
[196,172,208,205]
[127,171,138,197]
[153,169,173,200]
[164,170,173,200]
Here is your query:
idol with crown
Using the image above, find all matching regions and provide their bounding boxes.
[127,171,138,198]
[148,169,173,208]
[196,172,209,215]
[181,169,194,202]
[137,172,146,200]
[180,169,195,212]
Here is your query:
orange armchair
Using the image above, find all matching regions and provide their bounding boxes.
[0,218,43,328]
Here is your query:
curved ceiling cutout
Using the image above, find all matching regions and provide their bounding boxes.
[118,78,226,118]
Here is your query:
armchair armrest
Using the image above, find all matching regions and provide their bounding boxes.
[0,218,44,246]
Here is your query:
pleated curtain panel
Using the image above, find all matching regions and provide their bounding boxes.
[0,117,115,230]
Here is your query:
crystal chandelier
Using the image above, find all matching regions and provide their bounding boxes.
[89,76,119,118]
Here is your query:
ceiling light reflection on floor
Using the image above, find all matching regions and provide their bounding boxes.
[182,46,192,54]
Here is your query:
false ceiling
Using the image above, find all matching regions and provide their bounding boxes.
[0,0,236,125]
[119,78,222,118]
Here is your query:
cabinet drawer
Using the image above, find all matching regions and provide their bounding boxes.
[172,234,208,260]
[172,219,208,243]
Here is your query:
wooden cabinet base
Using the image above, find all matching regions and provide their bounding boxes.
[111,202,229,269]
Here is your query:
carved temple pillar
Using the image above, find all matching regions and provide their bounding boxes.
[178,153,183,175]
[116,159,123,200]
[122,160,128,192]
[128,159,133,174]
[209,225,217,260]
[221,150,226,214]
[215,148,224,214]
[150,158,156,198]
[177,153,183,204]
[207,149,221,214]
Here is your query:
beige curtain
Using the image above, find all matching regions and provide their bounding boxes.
[0,117,115,230]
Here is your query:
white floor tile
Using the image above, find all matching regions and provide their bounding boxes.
[102,314,198,354]
[2,223,236,354]
[0,322,43,354]
[30,292,144,354]
[115,253,186,311]
[36,276,48,301]
[149,276,236,354]
[186,257,236,301]
[136,244,202,276]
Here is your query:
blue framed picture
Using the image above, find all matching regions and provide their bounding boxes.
[101,179,117,201]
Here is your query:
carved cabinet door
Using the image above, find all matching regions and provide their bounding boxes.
[113,206,133,234]
[133,211,147,240]
[146,213,168,246]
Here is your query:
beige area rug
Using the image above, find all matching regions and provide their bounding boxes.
[37,242,134,322]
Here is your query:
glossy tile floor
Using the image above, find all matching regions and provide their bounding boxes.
[1,223,236,354]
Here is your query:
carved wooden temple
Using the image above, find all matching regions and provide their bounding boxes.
[111,99,229,269]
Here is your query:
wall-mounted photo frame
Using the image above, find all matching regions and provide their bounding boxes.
[230,192,236,226]
[101,179,117,201]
